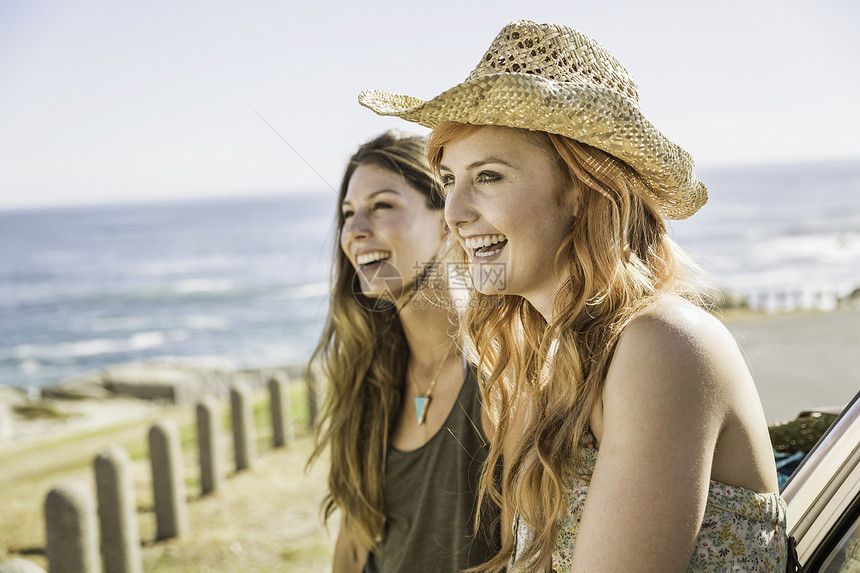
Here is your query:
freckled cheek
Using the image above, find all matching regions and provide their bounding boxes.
[490,207,523,239]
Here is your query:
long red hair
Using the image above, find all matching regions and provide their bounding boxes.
[427,122,708,572]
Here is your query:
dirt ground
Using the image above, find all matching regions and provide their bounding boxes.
[3,308,858,571]
[0,389,336,572]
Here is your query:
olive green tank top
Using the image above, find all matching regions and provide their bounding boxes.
[363,365,500,572]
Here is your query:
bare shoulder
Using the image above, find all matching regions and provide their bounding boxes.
[602,295,777,492]
[621,294,734,356]
[604,294,749,422]
[621,295,743,370]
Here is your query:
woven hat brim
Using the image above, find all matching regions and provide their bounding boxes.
[359,74,706,220]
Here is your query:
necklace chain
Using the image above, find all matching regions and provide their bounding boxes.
[411,342,455,425]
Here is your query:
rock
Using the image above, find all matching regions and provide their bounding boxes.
[40,371,110,400]
[102,361,237,404]
[102,364,191,402]
[19,360,304,410]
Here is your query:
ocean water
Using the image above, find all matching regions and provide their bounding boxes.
[672,159,860,309]
[0,191,338,392]
[1,159,859,391]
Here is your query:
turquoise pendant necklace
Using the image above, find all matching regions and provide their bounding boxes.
[412,343,455,425]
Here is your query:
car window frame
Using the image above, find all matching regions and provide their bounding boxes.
[804,489,860,572]
[783,390,860,567]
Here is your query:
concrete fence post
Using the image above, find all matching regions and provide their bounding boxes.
[269,373,294,448]
[44,480,99,573]
[94,445,142,573]
[230,383,256,471]
[196,398,223,495]
[148,419,189,540]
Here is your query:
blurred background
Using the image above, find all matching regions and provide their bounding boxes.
[1,2,859,570]
[2,0,858,397]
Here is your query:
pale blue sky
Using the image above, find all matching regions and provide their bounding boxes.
[1,0,858,210]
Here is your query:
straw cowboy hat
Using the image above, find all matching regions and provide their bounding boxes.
[359,20,707,219]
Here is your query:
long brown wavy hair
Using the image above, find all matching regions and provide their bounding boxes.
[307,129,444,552]
[427,122,709,572]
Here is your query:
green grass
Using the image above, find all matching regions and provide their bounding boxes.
[0,380,333,572]
[12,403,75,421]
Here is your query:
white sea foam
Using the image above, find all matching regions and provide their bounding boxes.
[11,330,188,360]
[135,256,240,277]
[129,331,168,350]
[184,315,230,330]
[13,339,115,360]
[748,231,860,264]
[171,278,234,294]
[275,281,331,300]
[19,359,41,374]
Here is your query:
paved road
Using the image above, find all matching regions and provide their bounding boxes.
[725,309,860,423]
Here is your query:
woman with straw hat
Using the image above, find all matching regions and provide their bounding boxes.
[307,130,500,572]
[360,20,788,573]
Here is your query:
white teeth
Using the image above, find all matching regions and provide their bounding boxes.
[464,234,507,249]
[356,251,390,265]
[475,246,504,258]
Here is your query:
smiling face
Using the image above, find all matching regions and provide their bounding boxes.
[340,162,444,303]
[440,125,577,317]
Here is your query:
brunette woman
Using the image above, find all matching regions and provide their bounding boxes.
[309,130,499,572]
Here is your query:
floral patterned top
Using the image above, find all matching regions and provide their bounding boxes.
[511,445,788,572]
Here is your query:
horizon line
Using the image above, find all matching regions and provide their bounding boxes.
[2,155,859,213]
